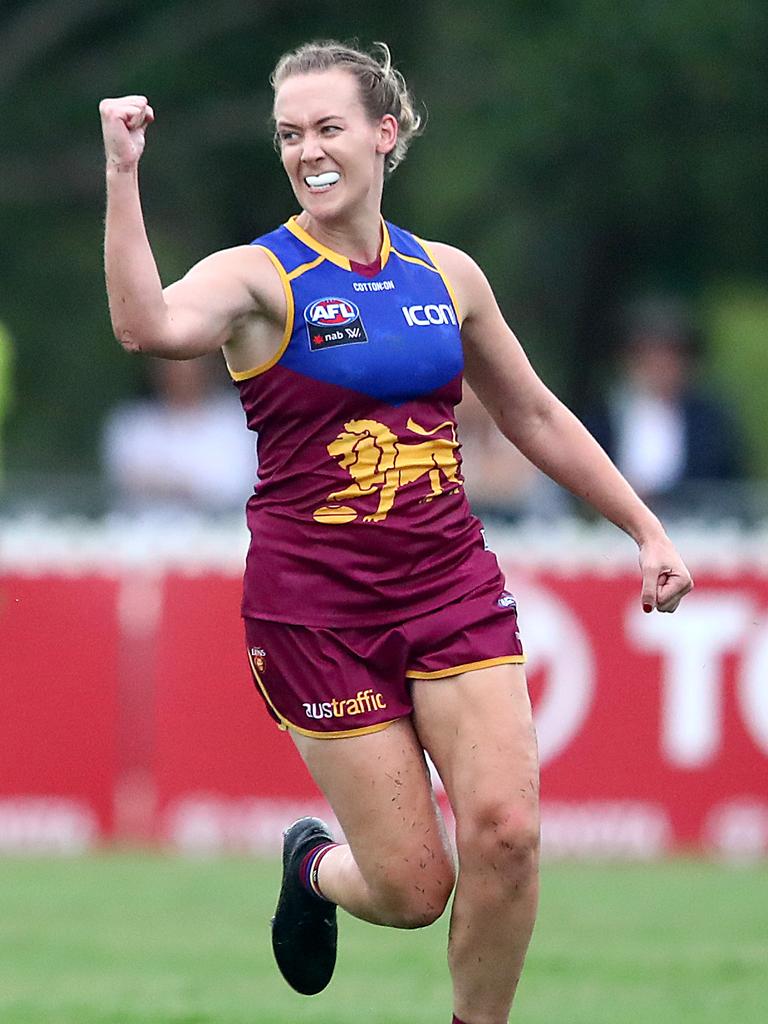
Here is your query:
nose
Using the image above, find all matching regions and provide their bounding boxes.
[300,132,325,164]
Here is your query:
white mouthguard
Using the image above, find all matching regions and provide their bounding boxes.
[305,172,340,187]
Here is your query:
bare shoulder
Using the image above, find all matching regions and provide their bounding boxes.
[154,243,288,367]
[421,239,549,425]
[423,240,482,282]
[169,244,284,309]
[423,239,534,389]
[421,240,499,324]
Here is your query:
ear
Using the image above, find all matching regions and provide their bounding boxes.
[376,113,398,157]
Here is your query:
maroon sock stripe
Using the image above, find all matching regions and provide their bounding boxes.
[299,842,337,898]
[309,843,337,898]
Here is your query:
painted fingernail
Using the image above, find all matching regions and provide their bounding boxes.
[643,604,653,613]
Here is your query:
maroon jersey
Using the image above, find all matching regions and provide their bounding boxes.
[231,218,505,627]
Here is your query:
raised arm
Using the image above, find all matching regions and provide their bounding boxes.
[432,242,693,613]
[100,95,266,359]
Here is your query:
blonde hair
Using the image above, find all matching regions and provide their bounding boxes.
[270,40,423,173]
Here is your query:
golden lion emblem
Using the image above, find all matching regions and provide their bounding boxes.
[314,417,463,524]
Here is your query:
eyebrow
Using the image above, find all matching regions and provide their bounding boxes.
[275,114,346,129]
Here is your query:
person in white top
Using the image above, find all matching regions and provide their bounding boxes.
[102,355,256,518]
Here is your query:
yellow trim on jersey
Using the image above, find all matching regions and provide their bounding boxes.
[379,220,392,269]
[247,649,397,739]
[390,248,441,274]
[285,216,352,270]
[416,236,464,326]
[287,254,324,281]
[407,655,526,680]
[284,216,392,272]
[226,246,294,381]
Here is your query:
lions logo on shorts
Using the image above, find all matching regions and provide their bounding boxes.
[249,646,267,673]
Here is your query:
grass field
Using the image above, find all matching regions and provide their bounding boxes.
[1,854,766,1023]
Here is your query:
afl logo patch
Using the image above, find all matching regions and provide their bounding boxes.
[307,298,359,326]
[305,297,368,351]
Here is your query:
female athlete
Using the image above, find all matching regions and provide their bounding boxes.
[100,40,692,1024]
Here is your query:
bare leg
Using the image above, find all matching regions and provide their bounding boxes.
[413,664,540,1024]
[291,717,456,928]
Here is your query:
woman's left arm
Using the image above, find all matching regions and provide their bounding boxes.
[430,242,693,613]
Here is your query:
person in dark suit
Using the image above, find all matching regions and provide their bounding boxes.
[582,300,743,514]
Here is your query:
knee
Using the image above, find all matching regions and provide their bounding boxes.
[456,802,540,886]
[372,855,456,929]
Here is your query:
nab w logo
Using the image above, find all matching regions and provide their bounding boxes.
[401,303,457,327]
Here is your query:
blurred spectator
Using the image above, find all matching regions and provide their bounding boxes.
[582,299,743,513]
[457,383,566,522]
[102,355,256,519]
[0,322,14,492]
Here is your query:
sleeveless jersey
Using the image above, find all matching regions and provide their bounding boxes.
[231,216,504,627]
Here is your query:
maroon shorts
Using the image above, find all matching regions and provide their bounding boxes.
[243,580,525,738]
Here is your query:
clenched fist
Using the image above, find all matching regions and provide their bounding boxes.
[99,95,155,169]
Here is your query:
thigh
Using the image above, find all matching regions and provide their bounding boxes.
[411,663,539,835]
[291,717,454,881]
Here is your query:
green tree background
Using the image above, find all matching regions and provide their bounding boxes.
[1,0,766,487]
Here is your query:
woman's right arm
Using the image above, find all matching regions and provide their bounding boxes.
[100,95,260,359]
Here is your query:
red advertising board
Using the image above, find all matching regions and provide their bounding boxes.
[1,550,767,858]
[151,572,326,854]
[0,574,121,851]
[502,566,768,859]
